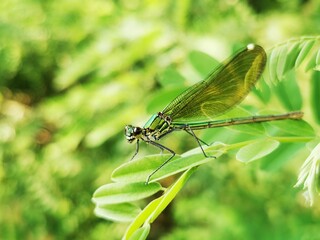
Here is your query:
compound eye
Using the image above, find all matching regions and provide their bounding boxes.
[133,127,142,134]
[124,125,134,137]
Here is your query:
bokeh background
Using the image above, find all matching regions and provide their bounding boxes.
[1,0,320,239]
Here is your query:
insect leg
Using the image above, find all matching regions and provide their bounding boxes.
[184,130,210,146]
[130,139,140,161]
[145,140,176,184]
[184,126,216,159]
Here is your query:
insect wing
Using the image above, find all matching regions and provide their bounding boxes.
[162,44,267,123]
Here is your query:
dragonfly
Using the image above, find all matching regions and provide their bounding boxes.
[125,43,303,183]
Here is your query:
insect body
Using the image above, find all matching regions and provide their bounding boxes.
[125,44,303,183]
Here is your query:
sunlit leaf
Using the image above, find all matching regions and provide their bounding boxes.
[124,167,198,240]
[276,45,288,80]
[268,46,280,82]
[295,40,315,68]
[305,49,320,71]
[112,154,181,183]
[128,224,150,240]
[94,203,141,222]
[236,139,280,162]
[92,182,162,205]
[112,145,222,183]
[282,41,301,75]
[148,167,197,222]
[266,37,320,82]
[124,197,163,239]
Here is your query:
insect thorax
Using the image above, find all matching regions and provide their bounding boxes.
[142,112,172,141]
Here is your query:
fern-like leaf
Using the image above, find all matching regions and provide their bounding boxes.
[266,36,320,85]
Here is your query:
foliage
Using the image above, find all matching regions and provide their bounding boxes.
[93,38,320,239]
[1,0,320,240]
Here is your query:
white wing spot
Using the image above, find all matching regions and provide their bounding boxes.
[247,43,255,51]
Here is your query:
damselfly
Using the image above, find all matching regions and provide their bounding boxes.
[125,44,303,183]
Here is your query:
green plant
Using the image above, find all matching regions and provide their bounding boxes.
[92,37,320,239]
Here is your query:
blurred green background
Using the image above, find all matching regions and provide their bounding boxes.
[1,0,320,239]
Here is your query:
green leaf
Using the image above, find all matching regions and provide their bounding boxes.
[316,49,320,70]
[260,142,306,171]
[158,67,186,87]
[112,154,181,183]
[128,224,150,240]
[94,203,141,222]
[125,167,198,240]
[123,167,203,238]
[124,197,163,239]
[295,40,315,68]
[252,76,271,104]
[148,167,197,222]
[276,44,288,80]
[112,144,223,183]
[92,182,162,205]
[274,70,302,110]
[305,49,320,71]
[311,70,320,124]
[188,50,219,77]
[282,41,301,75]
[265,119,315,138]
[146,87,186,114]
[266,37,320,83]
[268,47,280,82]
[236,139,280,163]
